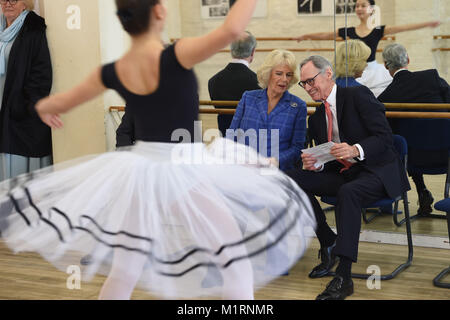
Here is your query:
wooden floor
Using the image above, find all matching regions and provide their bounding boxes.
[0,239,448,300]
[0,115,448,300]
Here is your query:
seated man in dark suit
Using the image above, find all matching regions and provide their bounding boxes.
[379,43,450,104]
[208,31,260,136]
[286,55,410,300]
[378,43,450,215]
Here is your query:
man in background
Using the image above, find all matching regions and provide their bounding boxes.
[208,31,260,136]
[379,43,450,215]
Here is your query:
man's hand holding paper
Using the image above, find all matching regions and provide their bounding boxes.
[301,141,360,170]
[301,152,319,171]
[301,142,336,170]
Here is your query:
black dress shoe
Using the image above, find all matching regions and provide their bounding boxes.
[316,275,354,300]
[308,241,338,278]
[418,189,434,215]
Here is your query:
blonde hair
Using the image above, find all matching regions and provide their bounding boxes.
[335,40,371,78]
[22,0,35,10]
[257,49,299,89]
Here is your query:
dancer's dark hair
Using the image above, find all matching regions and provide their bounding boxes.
[115,0,160,35]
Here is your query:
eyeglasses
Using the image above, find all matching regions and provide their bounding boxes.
[298,72,322,89]
[0,0,19,5]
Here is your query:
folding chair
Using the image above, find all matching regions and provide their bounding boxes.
[393,118,450,224]
[432,159,450,289]
[321,135,413,280]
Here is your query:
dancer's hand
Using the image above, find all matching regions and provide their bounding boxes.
[39,113,63,129]
[268,157,279,168]
[36,99,64,129]
[294,35,307,42]
[428,20,441,28]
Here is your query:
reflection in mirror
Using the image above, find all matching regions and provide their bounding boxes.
[333,0,449,239]
[335,0,442,97]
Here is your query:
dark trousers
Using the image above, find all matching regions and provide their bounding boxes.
[286,164,388,262]
[218,114,234,137]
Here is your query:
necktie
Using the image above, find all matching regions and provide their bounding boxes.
[324,101,353,173]
[324,101,333,142]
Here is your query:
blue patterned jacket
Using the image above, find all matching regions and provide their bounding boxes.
[228,89,307,171]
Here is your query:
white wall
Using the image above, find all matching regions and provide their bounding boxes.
[98,0,129,150]
[44,0,106,162]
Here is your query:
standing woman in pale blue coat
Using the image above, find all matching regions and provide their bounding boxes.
[228,49,307,172]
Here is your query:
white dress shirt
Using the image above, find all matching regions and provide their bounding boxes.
[314,84,365,171]
[324,84,364,162]
[231,58,250,68]
[393,68,408,77]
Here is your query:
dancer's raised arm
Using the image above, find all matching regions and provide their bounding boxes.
[175,0,258,69]
[384,20,441,35]
[295,31,339,42]
[36,67,105,128]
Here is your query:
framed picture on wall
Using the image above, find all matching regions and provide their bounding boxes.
[201,0,267,19]
[335,0,357,14]
[298,0,357,16]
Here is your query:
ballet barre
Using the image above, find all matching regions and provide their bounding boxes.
[433,35,450,40]
[109,102,450,119]
[197,101,450,110]
[219,48,383,53]
[170,36,393,54]
[433,35,450,52]
[169,36,395,42]
[432,48,450,52]
[197,109,450,119]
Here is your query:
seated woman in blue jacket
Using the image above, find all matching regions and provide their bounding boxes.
[228,49,307,172]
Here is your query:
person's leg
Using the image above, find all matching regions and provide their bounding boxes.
[286,169,345,246]
[411,173,426,193]
[170,186,254,299]
[187,190,254,300]
[285,168,346,278]
[411,173,433,214]
[333,170,388,276]
[9,154,30,178]
[99,249,147,300]
[316,170,388,300]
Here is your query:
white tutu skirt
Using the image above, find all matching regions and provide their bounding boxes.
[0,138,316,298]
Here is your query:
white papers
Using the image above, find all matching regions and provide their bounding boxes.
[301,142,336,169]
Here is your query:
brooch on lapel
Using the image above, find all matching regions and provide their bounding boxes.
[290,102,298,108]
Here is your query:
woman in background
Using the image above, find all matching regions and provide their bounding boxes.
[0,0,52,181]
[335,39,371,87]
[295,0,440,97]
